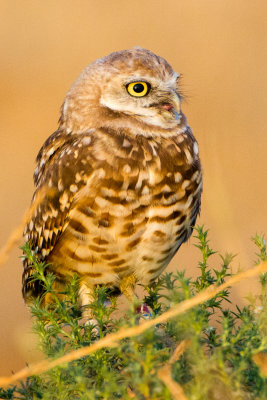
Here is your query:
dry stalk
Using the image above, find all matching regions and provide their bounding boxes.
[169,339,191,365]
[158,368,188,400]
[158,339,190,400]
[0,261,266,388]
[127,387,136,398]
[253,353,267,377]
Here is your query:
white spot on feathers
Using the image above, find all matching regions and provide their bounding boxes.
[75,173,82,183]
[59,192,70,210]
[70,184,78,193]
[49,208,58,218]
[182,180,190,189]
[58,179,64,191]
[123,138,131,147]
[38,236,43,248]
[43,229,50,241]
[47,147,55,157]
[41,249,49,257]
[184,148,193,164]
[82,137,91,146]
[123,164,131,173]
[193,142,199,155]
[142,185,150,195]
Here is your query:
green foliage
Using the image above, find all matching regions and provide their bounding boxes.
[1,226,267,399]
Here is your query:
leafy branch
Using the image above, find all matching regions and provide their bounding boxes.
[0,227,266,400]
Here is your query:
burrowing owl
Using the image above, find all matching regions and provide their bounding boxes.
[23,47,202,315]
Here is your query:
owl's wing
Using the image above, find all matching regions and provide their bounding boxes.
[22,131,96,301]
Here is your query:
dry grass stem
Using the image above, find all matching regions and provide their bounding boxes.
[168,339,191,365]
[127,387,136,398]
[253,353,267,377]
[0,188,51,268]
[0,261,266,388]
[158,367,188,400]
[158,340,190,399]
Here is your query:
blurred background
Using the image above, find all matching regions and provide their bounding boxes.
[0,0,266,375]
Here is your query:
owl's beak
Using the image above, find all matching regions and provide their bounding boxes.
[169,91,181,112]
[160,91,181,121]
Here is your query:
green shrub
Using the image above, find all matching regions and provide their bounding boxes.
[0,226,266,399]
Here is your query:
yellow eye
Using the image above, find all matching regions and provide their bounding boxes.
[126,81,150,97]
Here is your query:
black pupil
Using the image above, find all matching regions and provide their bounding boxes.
[133,83,145,93]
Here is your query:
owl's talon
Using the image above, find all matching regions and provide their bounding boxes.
[84,318,100,335]
[136,303,151,320]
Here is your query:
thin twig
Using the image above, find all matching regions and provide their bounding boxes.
[127,387,136,398]
[0,261,266,388]
[158,367,188,400]
[253,353,267,377]
[158,340,190,400]
[169,339,191,365]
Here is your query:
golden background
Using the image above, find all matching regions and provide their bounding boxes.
[0,0,266,375]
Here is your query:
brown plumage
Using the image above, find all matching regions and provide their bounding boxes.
[22,47,202,316]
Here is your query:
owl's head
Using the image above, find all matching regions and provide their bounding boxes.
[62,48,184,134]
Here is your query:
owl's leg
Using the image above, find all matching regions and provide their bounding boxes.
[78,282,98,330]
[120,275,151,320]
[119,274,137,302]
